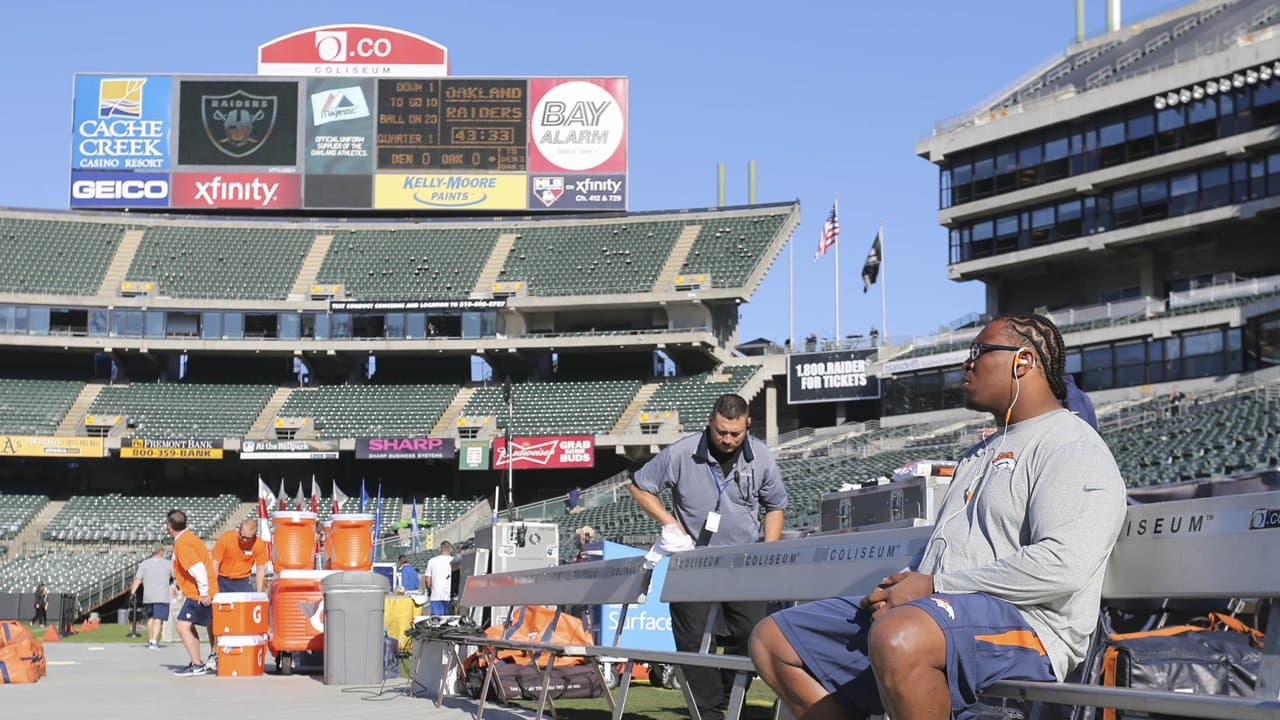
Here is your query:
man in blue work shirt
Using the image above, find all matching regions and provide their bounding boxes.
[397,554,420,592]
[630,393,788,720]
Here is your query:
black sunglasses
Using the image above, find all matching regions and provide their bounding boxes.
[966,342,1024,364]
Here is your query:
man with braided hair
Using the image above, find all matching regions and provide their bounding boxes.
[751,313,1126,720]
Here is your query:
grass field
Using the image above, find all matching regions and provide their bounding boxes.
[15,621,142,643]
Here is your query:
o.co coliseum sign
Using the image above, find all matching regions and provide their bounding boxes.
[258,25,449,77]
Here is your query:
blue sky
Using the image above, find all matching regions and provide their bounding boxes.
[4,0,1173,345]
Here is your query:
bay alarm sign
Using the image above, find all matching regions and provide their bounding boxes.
[258,25,449,77]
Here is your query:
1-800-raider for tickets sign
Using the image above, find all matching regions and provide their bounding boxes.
[786,349,881,404]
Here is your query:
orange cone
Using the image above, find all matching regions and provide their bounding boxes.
[42,625,60,642]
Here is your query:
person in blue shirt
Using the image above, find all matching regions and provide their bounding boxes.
[397,554,421,592]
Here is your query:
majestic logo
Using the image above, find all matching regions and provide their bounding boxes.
[202,90,278,158]
[310,86,370,126]
[98,78,145,118]
[930,597,956,620]
[533,176,564,207]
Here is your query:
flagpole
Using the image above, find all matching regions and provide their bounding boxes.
[833,195,840,346]
[788,227,794,350]
[879,221,888,340]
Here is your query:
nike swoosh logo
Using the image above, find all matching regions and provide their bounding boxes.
[1083,486,1105,492]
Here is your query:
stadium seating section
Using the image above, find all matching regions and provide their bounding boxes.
[1103,393,1280,486]
[88,383,272,439]
[316,228,498,300]
[277,384,459,439]
[0,217,122,295]
[43,494,240,544]
[0,378,84,435]
[126,226,313,300]
[0,494,48,541]
[681,212,791,288]
[556,488,668,563]
[0,550,144,608]
[464,379,641,434]
[497,220,682,296]
[644,365,762,430]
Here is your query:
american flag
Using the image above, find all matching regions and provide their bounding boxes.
[815,202,838,260]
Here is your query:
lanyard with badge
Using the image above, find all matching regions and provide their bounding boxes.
[705,464,735,534]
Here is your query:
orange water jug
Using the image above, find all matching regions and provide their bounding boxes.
[328,513,375,571]
[271,511,317,571]
[268,569,335,656]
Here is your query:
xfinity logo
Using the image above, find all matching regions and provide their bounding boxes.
[194,176,280,206]
[72,178,168,200]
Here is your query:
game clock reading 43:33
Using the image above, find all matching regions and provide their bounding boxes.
[375,78,527,171]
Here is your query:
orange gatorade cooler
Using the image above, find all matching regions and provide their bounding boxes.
[328,513,375,571]
[212,592,268,636]
[268,569,336,674]
[272,511,318,571]
[216,635,266,678]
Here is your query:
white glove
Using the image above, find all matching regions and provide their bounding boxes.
[644,523,695,568]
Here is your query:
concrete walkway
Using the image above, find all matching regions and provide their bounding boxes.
[6,641,535,720]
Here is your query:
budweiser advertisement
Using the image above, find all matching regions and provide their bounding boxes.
[492,435,594,470]
[258,25,449,77]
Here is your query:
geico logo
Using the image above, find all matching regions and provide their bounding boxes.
[72,179,168,200]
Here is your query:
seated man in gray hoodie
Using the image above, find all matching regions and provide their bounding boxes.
[750,313,1127,720]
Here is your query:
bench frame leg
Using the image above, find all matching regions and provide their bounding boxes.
[610,660,636,720]
[1259,598,1279,699]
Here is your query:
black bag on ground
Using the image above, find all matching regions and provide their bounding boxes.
[1099,612,1263,720]
[466,660,604,701]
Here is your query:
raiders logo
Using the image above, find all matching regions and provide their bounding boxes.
[201,90,278,158]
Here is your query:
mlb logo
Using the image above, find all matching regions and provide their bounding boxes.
[98,78,145,119]
[534,176,565,207]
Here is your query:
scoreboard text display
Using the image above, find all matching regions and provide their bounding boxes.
[786,349,881,405]
[69,74,627,213]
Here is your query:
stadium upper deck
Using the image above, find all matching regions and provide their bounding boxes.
[893,0,1280,416]
[0,202,797,362]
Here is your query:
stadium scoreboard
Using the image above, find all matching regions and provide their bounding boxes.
[376,79,527,171]
[70,74,627,213]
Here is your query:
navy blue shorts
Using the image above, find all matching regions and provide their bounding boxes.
[217,575,253,593]
[771,592,1055,719]
[177,598,212,627]
[429,600,451,616]
[146,602,169,621]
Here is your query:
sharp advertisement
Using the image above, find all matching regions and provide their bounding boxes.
[786,349,881,405]
[69,68,627,212]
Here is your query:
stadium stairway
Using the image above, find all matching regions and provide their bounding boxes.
[652,223,702,291]
[472,232,520,295]
[429,386,476,436]
[96,229,144,297]
[248,387,296,438]
[9,501,64,556]
[611,382,662,434]
[289,234,333,299]
[211,503,255,541]
[734,363,769,404]
[55,383,106,436]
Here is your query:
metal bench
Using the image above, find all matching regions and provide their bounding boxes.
[982,489,1280,719]
[440,555,653,720]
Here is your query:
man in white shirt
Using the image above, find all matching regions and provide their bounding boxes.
[425,542,453,615]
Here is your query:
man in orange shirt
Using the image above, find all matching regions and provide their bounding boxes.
[167,509,218,677]
[212,519,267,594]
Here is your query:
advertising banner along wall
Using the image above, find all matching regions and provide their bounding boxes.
[786,349,881,404]
[492,435,594,470]
[356,437,455,460]
[120,438,223,460]
[0,436,106,458]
